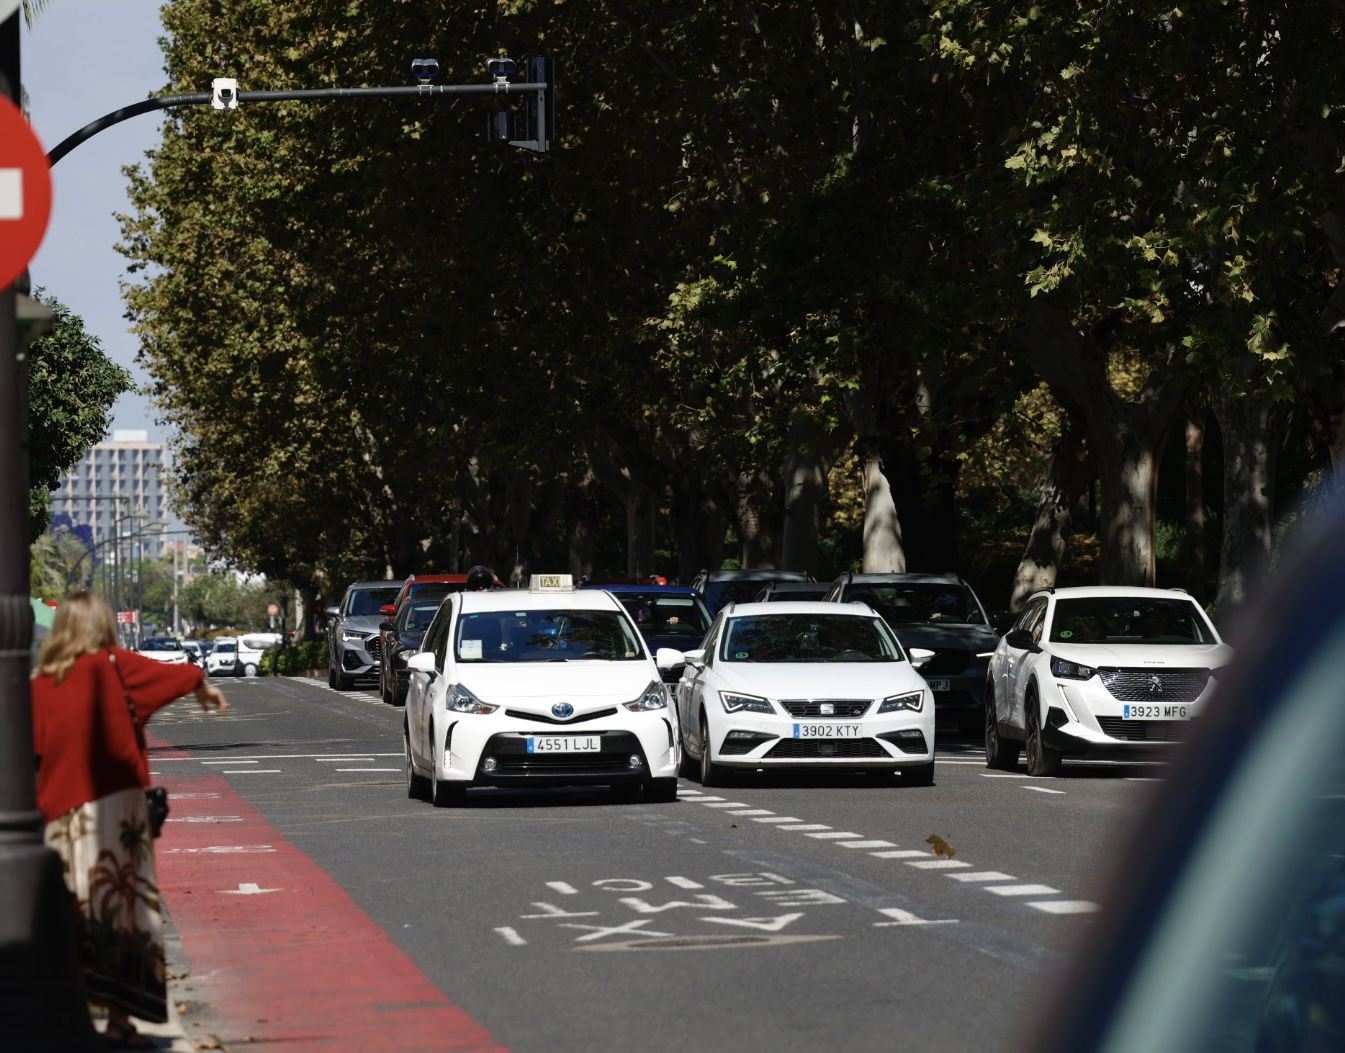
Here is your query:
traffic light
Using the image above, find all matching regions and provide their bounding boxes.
[519,56,556,153]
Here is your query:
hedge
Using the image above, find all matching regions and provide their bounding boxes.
[259,639,328,676]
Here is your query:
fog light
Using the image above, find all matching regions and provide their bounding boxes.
[897,729,923,739]
[628,754,642,769]
[482,757,497,773]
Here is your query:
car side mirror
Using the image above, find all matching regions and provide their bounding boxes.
[324,605,340,619]
[909,647,935,669]
[655,647,686,673]
[406,652,437,677]
[1004,629,1039,653]
[681,648,706,669]
[379,620,395,633]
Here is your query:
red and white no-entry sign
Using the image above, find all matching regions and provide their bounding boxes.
[0,93,53,290]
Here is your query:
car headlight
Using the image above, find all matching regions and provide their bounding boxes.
[1050,656,1096,680]
[341,630,369,643]
[447,683,497,715]
[720,691,774,714]
[878,690,924,713]
[624,681,668,712]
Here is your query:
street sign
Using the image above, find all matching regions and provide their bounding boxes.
[267,603,280,616]
[116,611,136,625]
[0,94,52,290]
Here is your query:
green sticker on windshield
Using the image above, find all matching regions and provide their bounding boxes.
[1059,630,1073,639]
[735,651,749,659]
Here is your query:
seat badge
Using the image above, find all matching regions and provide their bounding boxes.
[819,702,835,716]
[552,702,575,719]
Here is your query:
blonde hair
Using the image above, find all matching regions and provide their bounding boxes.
[35,591,118,684]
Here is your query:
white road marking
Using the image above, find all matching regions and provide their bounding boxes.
[166,816,242,824]
[726,809,775,816]
[692,796,727,802]
[938,759,987,765]
[700,802,749,809]
[220,883,280,895]
[561,918,675,943]
[777,824,832,831]
[835,840,898,850]
[317,757,376,762]
[666,876,705,889]
[519,902,600,920]
[949,871,1017,882]
[495,926,528,946]
[985,884,1060,897]
[1022,785,1066,794]
[678,788,704,795]
[619,895,736,914]
[703,913,804,932]
[752,816,803,824]
[689,838,708,844]
[870,850,930,859]
[807,831,865,840]
[873,907,958,927]
[160,844,277,855]
[1029,900,1101,914]
[222,769,282,774]
[335,768,400,772]
[156,753,403,762]
[546,882,579,895]
[1125,777,1161,782]
[906,859,971,870]
[203,760,256,765]
[979,771,1028,779]
[169,793,221,800]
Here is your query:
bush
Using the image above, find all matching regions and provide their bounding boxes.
[260,639,328,676]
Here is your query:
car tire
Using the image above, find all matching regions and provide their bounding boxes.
[430,736,466,807]
[645,778,678,803]
[404,726,429,801]
[985,683,1021,771]
[327,664,337,688]
[698,713,727,787]
[381,673,394,705]
[242,663,258,678]
[901,759,936,787]
[1025,691,1062,778]
[334,668,356,691]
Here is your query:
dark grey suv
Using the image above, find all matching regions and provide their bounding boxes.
[325,580,400,690]
[825,572,998,734]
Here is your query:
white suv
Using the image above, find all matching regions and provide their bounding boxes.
[985,586,1233,776]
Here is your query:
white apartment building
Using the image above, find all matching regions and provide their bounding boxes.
[49,429,169,560]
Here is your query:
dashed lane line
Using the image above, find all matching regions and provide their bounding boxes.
[835,840,899,850]
[906,859,971,870]
[950,871,1016,882]
[1028,900,1100,914]
[1021,786,1066,795]
[807,831,865,840]
[870,850,929,860]
[751,816,804,824]
[725,809,776,816]
[776,824,832,832]
[985,884,1060,897]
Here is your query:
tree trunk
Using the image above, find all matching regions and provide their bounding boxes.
[1214,389,1276,622]
[1010,432,1090,612]
[565,470,602,580]
[780,413,847,575]
[1183,407,1206,598]
[1094,427,1164,586]
[625,483,657,578]
[734,470,780,570]
[859,438,906,572]
[672,474,725,583]
[886,437,960,572]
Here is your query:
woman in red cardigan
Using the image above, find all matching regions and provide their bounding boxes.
[32,591,228,1049]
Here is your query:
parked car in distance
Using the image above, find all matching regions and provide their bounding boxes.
[379,589,457,706]
[181,639,209,665]
[663,600,935,787]
[985,585,1232,776]
[753,581,830,603]
[578,583,712,682]
[236,632,283,678]
[137,637,190,665]
[690,569,816,616]
[326,580,401,690]
[205,637,238,677]
[825,572,998,735]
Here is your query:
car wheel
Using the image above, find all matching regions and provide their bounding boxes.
[327,664,337,688]
[334,668,356,691]
[380,673,393,705]
[1025,691,1062,778]
[901,759,936,787]
[985,683,1021,771]
[645,777,678,803]
[430,736,466,807]
[698,713,727,787]
[243,663,258,678]
[404,725,429,801]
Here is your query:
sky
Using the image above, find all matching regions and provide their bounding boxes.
[25,0,168,440]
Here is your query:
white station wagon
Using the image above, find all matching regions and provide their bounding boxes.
[403,575,680,805]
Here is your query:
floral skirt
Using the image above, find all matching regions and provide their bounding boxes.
[44,786,167,1023]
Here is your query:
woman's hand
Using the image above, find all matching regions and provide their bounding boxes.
[195,682,229,714]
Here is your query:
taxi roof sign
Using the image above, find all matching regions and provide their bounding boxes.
[529,573,574,592]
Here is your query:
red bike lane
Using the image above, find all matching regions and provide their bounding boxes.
[148,733,506,1051]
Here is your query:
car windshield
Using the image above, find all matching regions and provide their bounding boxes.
[349,587,399,616]
[401,600,443,633]
[760,585,829,602]
[615,594,710,639]
[455,609,644,662]
[1048,598,1216,644]
[709,580,791,608]
[844,583,986,626]
[720,614,903,663]
[141,638,181,651]
[212,642,235,654]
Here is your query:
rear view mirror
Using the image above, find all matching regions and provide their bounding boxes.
[406,652,437,675]
[655,647,686,673]
[1004,629,1039,653]
[682,648,706,669]
[909,647,935,669]
[379,620,395,632]
[324,605,340,619]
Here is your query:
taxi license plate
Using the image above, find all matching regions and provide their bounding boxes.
[793,723,862,739]
[927,679,950,692]
[1122,704,1190,721]
[526,735,602,753]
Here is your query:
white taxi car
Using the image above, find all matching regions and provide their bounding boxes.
[986,586,1233,776]
[663,601,936,786]
[403,575,680,805]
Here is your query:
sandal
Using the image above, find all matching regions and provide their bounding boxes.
[104,1022,155,1049]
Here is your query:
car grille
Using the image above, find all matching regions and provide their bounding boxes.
[365,637,382,661]
[1098,668,1210,704]
[504,707,618,726]
[1096,717,1189,742]
[779,699,871,718]
[765,738,888,759]
[482,731,643,775]
[921,649,971,676]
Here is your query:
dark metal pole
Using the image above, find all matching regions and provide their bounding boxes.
[0,11,101,1048]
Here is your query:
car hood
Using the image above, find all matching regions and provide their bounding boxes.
[341,615,385,633]
[460,662,658,711]
[713,662,927,701]
[885,623,999,652]
[1046,642,1234,669]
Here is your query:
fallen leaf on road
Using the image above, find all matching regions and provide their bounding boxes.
[925,834,956,859]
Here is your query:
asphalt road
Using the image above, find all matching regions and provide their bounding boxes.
[148,675,1166,1053]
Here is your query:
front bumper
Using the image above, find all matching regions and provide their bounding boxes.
[1037,677,1212,755]
[433,709,680,786]
[337,635,380,675]
[707,708,935,769]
